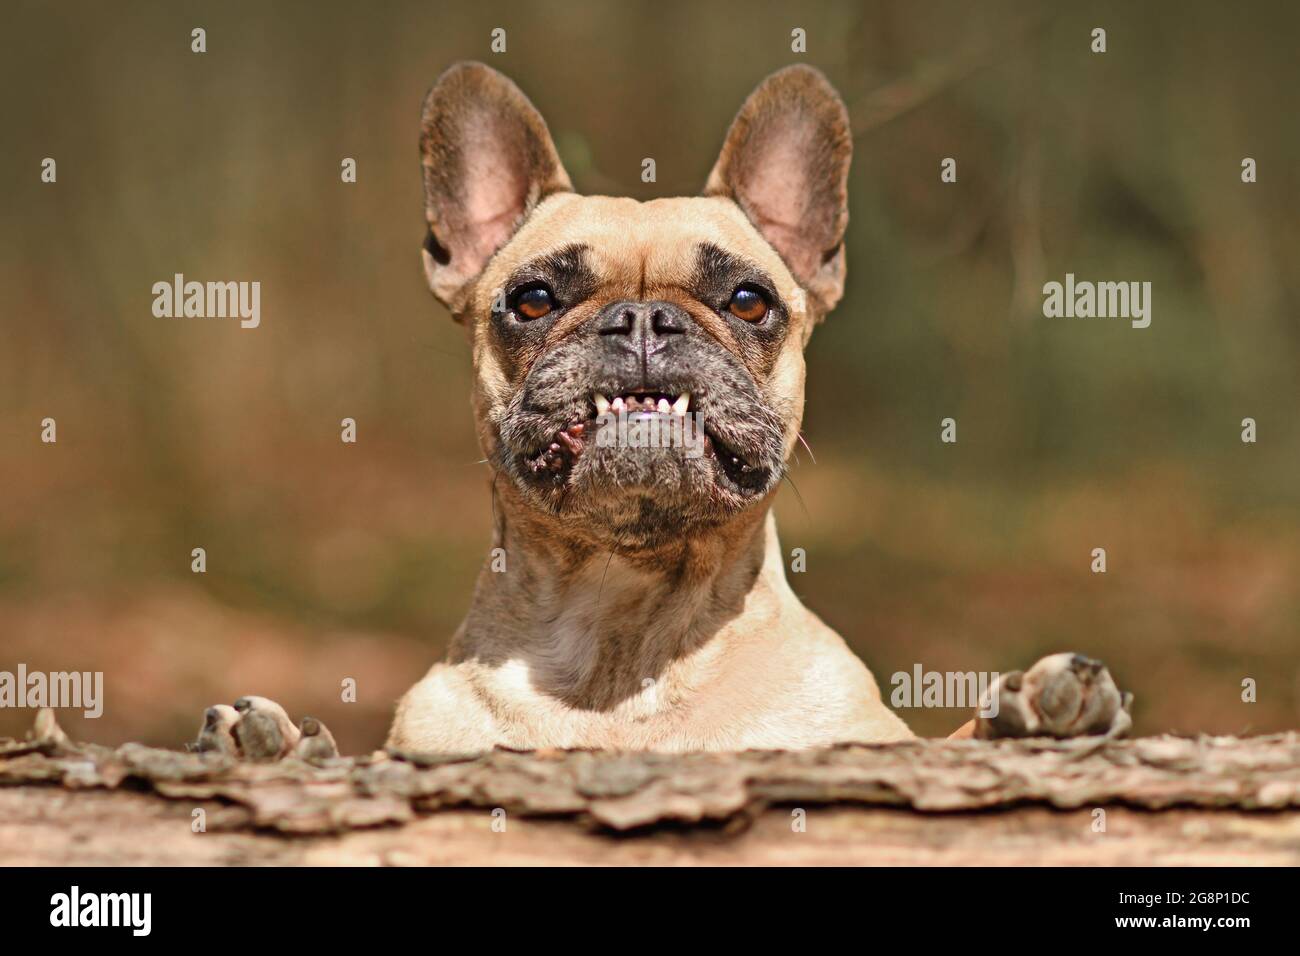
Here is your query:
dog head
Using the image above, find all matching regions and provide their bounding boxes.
[419,62,851,553]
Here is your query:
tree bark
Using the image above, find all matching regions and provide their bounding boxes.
[3,728,1298,865]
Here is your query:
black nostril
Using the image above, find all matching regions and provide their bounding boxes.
[652,308,686,335]
[597,300,690,337]
[598,307,636,335]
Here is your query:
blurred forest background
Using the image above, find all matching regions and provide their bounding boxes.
[2,0,1297,751]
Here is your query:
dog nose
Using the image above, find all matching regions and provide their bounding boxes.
[596,300,688,340]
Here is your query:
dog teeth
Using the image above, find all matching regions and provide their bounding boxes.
[595,392,692,416]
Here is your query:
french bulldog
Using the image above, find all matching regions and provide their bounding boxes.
[200,62,1131,755]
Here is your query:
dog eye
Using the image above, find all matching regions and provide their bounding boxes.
[727,286,769,322]
[513,284,556,320]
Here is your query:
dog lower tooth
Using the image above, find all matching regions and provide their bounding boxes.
[594,393,610,415]
[611,397,625,413]
[657,398,671,414]
[672,393,690,415]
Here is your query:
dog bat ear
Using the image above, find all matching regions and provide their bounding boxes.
[705,65,851,313]
[419,62,572,314]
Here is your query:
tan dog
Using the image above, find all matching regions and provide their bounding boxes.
[200,64,1130,755]
[379,62,1132,753]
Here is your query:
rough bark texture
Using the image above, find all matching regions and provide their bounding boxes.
[3,725,1298,865]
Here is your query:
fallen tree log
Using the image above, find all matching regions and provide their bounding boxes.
[2,723,1298,865]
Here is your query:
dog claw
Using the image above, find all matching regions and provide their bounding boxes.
[975,652,1132,740]
[294,716,340,762]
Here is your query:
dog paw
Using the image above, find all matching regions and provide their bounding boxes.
[975,653,1133,740]
[189,697,338,761]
